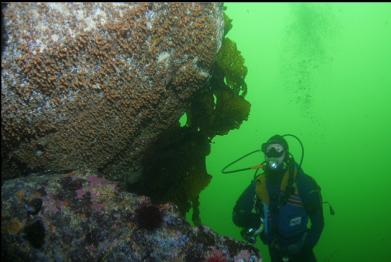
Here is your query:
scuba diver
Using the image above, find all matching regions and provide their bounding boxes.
[223,134,325,262]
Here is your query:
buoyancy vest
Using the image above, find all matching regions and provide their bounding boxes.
[255,165,309,245]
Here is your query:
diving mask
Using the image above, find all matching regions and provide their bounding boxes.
[264,143,287,174]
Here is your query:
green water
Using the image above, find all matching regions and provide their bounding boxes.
[188,3,391,262]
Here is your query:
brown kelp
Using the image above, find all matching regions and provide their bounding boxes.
[130,11,251,225]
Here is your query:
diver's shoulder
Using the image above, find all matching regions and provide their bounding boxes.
[297,170,320,191]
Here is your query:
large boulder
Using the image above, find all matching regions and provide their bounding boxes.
[1,3,224,182]
[1,170,262,261]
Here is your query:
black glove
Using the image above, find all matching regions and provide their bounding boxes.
[240,228,258,244]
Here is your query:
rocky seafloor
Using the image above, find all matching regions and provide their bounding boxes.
[1,170,262,261]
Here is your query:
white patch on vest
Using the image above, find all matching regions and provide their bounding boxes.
[289,216,302,227]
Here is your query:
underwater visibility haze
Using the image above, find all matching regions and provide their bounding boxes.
[193,3,391,262]
[1,2,391,262]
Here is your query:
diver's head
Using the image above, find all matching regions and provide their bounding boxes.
[262,135,289,175]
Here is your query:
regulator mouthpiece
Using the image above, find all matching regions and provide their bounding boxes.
[269,160,279,170]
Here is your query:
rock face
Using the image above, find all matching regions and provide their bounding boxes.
[1,170,262,261]
[1,3,224,181]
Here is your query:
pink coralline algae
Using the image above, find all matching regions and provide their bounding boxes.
[87,175,110,186]
[205,247,228,262]
[76,175,116,199]
[234,250,262,262]
[75,175,117,210]
[42,193,62,215]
